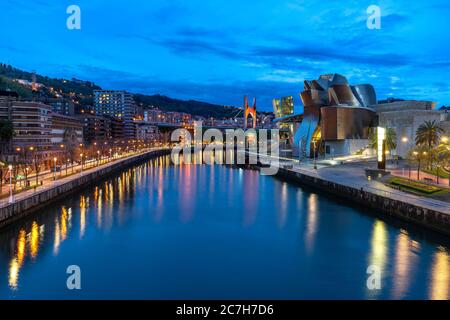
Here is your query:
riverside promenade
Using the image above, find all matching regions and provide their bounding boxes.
[0,147,170,228]
[255,153,450,236]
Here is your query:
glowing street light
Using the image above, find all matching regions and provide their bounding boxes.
[401,137,408,143]
[8,164,13,203]
[441,136,448,143]
[53,157,57,180]
[377,127,386,170]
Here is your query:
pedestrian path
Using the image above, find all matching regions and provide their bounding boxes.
[0,148,168,208]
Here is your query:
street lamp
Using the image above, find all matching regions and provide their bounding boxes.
[29,146,39,187]
[312,140,317,170]
[8,164,13,203]
[53,157,57,180]
[25,167,29,187]
[80,153,84,174]
[413,151,420,180]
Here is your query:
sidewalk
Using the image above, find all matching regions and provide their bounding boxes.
[255,152,450,214]
[0,148,167,208]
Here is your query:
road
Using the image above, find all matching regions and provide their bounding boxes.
[0,148,164,206]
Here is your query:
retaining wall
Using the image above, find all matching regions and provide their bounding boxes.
[277,167,450,236]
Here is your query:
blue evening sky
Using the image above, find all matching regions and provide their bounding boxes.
[1,0,449,111]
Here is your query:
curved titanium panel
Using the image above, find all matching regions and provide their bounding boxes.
[294,113,319,159]
[351,84,377,107]
[329,84,360,106]
[320,106,375,140]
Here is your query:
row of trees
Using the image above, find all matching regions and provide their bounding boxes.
[368,120,448,180]
[368,120,449,182]
[408,120,449,181]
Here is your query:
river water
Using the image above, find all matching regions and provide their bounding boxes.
[0,154,448,299]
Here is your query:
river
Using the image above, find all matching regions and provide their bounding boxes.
[0,153,448,299]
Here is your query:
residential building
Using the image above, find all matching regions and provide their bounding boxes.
[7,101,53,167]
[39,98,75,116]
[94,90,136,139]
[135,120,160,141]
[51,112,83,148]
[75,114,112,144]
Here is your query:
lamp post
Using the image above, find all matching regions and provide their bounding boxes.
[60,144,65,177]
[422,151,427,181]
[401,137,408,175]
[412,151,419,180]
[25,167,29,187]
[312,140,317,170]
[29,146,39,188]
[53,157,57,180]
[80,153,84,174]
[8,164,13,203]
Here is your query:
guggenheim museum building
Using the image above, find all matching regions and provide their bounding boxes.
[273,72,440,159]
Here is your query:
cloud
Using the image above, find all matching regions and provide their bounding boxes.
[158,38,241,60]
[252,45,411,67]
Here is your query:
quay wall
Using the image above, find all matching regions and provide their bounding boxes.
[0,149,171,229]
[276,167,450,236]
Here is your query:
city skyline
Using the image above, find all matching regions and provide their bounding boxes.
[1,0,450,110]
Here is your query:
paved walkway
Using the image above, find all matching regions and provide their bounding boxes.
[0,158,103,198]
[253,152,450,214]
[0,148,168,208]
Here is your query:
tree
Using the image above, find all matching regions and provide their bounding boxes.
[436,142,450,185]
[407,146,429,180]
[415,120,444,149]
[0,120,14,155]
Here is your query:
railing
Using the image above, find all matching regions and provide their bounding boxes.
[0,148,168,208]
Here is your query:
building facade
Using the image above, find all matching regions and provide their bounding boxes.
[5,101,53,167]
[94,90,136,139]
[297,73,376,158]
[375,100,440,158]
[51,113,83,147]
[75,114,112,144]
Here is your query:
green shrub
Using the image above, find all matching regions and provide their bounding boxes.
[389,177,442,194]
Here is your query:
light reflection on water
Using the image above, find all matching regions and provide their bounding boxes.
[0,152,449,299]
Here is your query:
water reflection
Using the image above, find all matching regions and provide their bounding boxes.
[429,247,449,300]
[391,230,417,299]
[8,222,45,290]
[278,183,288,228]
[79,196,87,239]
[0,152,449,299]
[305,194,318,254]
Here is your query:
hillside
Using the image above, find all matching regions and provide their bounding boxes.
[0,63,241,118]
[134,94,239,118]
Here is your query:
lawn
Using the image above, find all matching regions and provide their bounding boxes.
[388,177,443,195]
[423,167,449,179]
